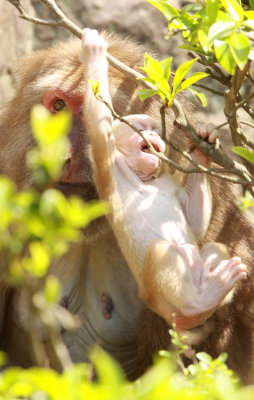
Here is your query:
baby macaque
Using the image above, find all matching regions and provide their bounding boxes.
[81,29,246,330]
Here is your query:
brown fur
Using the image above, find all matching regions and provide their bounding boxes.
[0,33,254,383]
[137,182,254,384]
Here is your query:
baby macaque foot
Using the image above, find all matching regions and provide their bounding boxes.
[189,123,219,167]
[199,256,247,311]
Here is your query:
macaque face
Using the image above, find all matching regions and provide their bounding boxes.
[112,115,165,180]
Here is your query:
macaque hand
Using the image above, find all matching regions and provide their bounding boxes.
[189,123,219,167]
[81,28,107,66]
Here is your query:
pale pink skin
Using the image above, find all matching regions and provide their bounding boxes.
[81,29,247,335]
[112,115,165,181]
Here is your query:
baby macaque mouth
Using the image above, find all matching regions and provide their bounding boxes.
[141,141,162,153]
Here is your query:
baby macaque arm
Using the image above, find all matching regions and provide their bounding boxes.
[178,173,212,241]
[81,29,115,199]
[178,124,218,240]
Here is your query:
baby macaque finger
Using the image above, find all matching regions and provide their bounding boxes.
[196,123,219,145]
[81,29,107,59]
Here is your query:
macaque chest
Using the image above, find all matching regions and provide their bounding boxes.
[113,167,194,254]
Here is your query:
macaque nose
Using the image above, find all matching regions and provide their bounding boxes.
[144,130,158,137]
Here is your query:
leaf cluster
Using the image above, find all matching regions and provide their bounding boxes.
[139,53,208,106]
[0,105,107,371]
[148,0,254,75]
[0,335,251,400]
[0,106,107,284]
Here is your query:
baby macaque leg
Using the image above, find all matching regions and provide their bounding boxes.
[198,243,247,311]
[142,240,204,324]
[142,240,246,329]
[201,242,229,269]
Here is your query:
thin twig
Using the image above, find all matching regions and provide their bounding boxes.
[236,92,254,110]
[7,0,145,81]
[192,82,224,97]
[160,103,167,141]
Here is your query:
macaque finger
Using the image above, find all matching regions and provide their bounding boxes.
[81,29,107,61]
[196,123,209,139]
[201,262,214,282]
[196,123,219,144]
[208,129,219,144]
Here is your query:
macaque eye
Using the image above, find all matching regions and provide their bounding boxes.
[53,98,66,112]
[152,126,161,134]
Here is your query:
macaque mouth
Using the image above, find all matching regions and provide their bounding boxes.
[141,140,163,154]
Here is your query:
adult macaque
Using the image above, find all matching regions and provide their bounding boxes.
[81,28,246,331]
[0,28,253,383]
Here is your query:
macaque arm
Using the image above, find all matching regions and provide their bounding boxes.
[178,173,212,241]
[178,124,217,241]
[81,29,115,199]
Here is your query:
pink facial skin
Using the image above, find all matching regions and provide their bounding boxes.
[43,89,83,116]
[112,115,166,181]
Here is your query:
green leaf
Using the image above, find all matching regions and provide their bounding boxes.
[250,0,254,10]
[89,80,100,96]
[26,241,50,277]
[229,33,250,70]
[232,146,254,163]
[240,190,254,211]
[196,352,213,364]
[188,87,208,107]
[31,105,72,146]
[91,347,125,387]
[217,352,228,363]
[44,275,62,303]
[243,19,254,29]
[182,3,204,13]
[245,10,254,19]
[176,72,209,93]
[181,12,196,30]
[208,13,236,43]
[198,28,209,52]
[142,53,163,81]
[221,0,244,22]
[173,58,198,95]
[160,57,172,81]
[139,89,159,101]
[214,39,236,75]
[146,0,179,20]
[244,11,254,29]
[178,44,207,56]
[206,0,219,25]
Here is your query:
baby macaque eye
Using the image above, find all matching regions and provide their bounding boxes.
[151,125,161,135]
[53,98,66,112]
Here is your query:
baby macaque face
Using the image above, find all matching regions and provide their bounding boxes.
[112,115,165,180]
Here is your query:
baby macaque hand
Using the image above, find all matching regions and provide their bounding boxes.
[189,123,219,167]
[81,28,107,65]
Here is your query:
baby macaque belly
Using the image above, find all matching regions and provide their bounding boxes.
[114,170,194,259]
